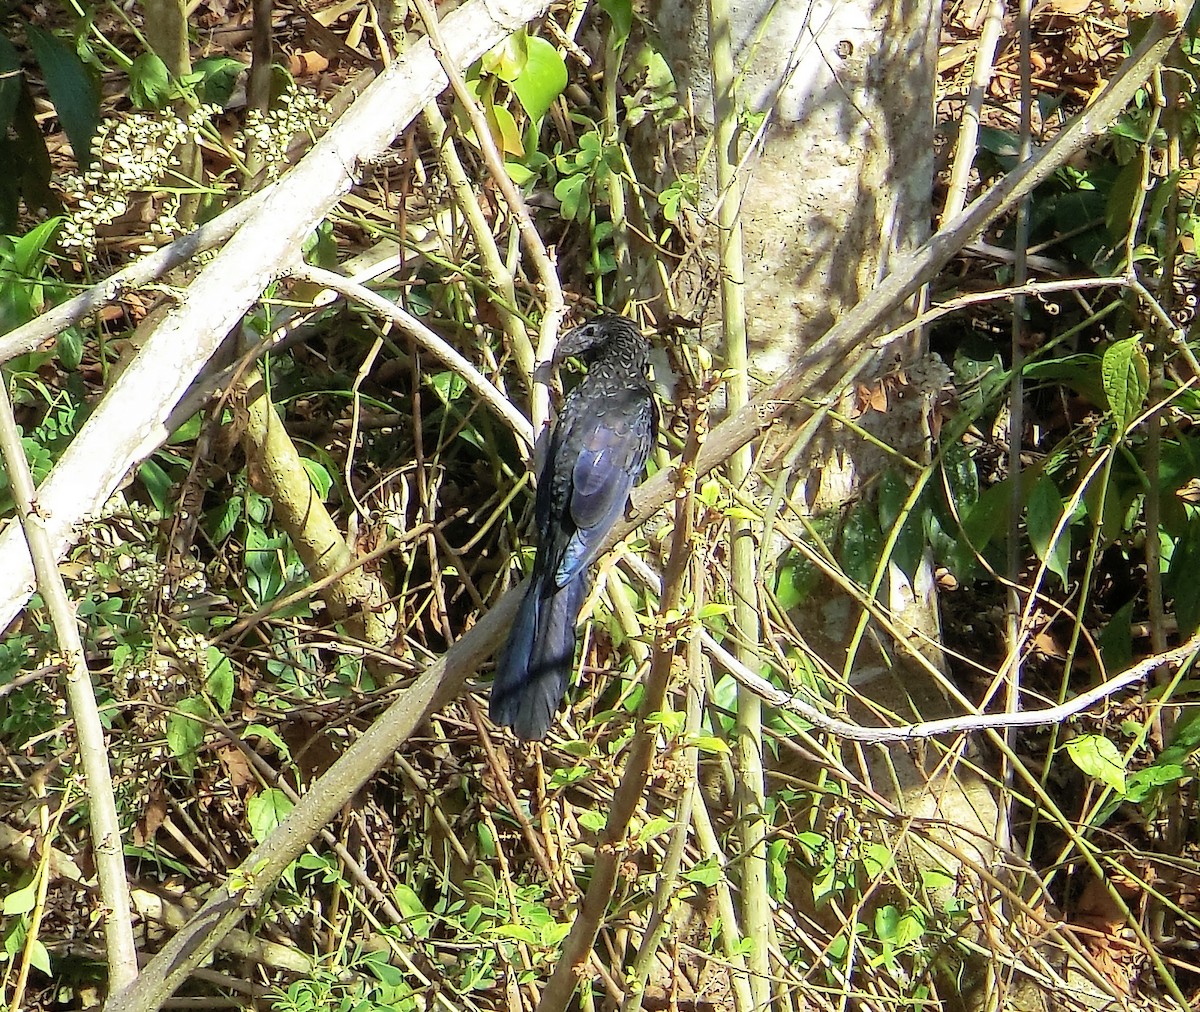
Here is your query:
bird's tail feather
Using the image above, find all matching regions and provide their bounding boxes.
[490,570,587,740]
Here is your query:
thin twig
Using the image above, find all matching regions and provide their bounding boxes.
[701,627,1200,744]
[287,262,536,454]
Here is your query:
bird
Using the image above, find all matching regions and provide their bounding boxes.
[490,314,658,740]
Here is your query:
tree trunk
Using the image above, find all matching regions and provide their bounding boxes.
[647,1,1014,1005]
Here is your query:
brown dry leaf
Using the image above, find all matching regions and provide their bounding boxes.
[1033,627,1068,659]
[218,744,255,791]
[135,785,168,846]
[853,382,890,417]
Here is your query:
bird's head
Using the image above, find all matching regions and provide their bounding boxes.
[552,314,649,370]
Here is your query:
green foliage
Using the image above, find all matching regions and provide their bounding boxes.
[0,20,97,227]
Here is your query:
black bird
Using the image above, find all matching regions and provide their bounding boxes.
[490,314,658,740]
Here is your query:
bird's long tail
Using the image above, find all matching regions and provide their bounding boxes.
[490,567,587,740]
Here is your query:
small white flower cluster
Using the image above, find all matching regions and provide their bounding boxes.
[57,105,221,255]
[175,630,209,667]
[239,87,330,180]
[118,653,184,697]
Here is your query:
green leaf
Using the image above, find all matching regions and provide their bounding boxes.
[1101,335,1149,434]
[247,788,294,843]
[1064,734,1127,795]
[24,24,99,167]
[1026,475,1070,586]
[637,816,673,845]
[1167,516,1200,636]
[56,327,83,371]
[488,102,523,156]
[207,494,242,545]
[11,216,61,275]
[840,501,884,588]
[682,858,721,887]
[166,696,208,775]
[577,809,606,832]
[941,443,979,516]
[2,879,36,915]
[301,457,333,501]
[598,0,633,42]
[774,549,819,609]
[878,469,924,581]
[554,172,589,222]
[192,56,243,106]
[481,31,527,82]
[245,722,290,757]
[1125,762,1186,803]
[690,735,730,755]
[128,52,171,109]
[138,458,174,514]
[205,646,235,712]
[510,36,566,124]
[28,937,50,975]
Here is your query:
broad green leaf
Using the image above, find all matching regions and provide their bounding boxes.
[2,879,36,915]
[774,549,819,609]
[138,458,174,514]
[28,937,50,974]
[205,646,235,712]
[894,907,926,947]
[599,0,633,41]
[1026,475,1070,586]
[941,443,979,516]
[1125,762,1186,803]
[577,809,606,832]
[25,25,99,167]
[1064,734,1126,795]
[1167,516,1200,637]
[247,789,293,842]
[840,501,884,588]
[637,816,673,845]
[683,858,721,887]
[510,36,566,124]
[166,696,208,774]
[192,56,243,106]
[207,493,242,545]
[301,457,333,501]
[690,735,730,755]
[56,327,83,371]
[128,52,171,109]
[1101,335,1149,434]
[878,469,924,581]
[505,159,537,186]
[875,904,900,942]
[554,172,589,221]
[482,31,527,82]
[11,216,61,275]
[245,723,290,756]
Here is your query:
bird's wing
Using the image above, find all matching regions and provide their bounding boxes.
[555,393,653,586]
